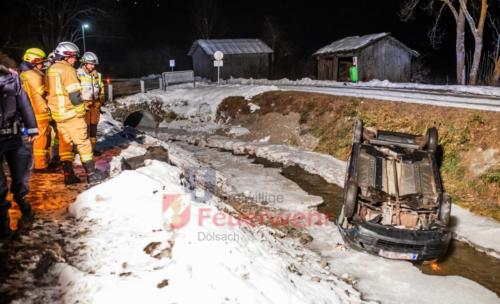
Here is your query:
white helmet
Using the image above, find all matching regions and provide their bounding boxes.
[54,41,80,58]
[81,51,99,65]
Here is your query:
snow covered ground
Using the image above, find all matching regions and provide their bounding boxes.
[45,158,365,304]
[11,109,498,303]
[160,132,500,259]
[115,83,279,132]
[228,77,500,97]
[11,82,495,303]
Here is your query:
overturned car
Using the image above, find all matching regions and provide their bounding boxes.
[337,120,452,261]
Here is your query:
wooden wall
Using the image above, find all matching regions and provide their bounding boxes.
[191,47,270,81]
[316,37,414,82]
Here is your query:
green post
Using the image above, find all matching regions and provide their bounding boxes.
[349,66,359,83]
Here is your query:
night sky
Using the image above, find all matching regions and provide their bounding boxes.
[2,0,498,80]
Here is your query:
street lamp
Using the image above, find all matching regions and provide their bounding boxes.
[82,23,89,53]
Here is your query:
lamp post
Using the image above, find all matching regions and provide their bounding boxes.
[82,23,89,53]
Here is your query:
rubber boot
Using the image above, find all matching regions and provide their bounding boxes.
[82,160,108,185]
[62,161,80,185]
[0,202,12,238]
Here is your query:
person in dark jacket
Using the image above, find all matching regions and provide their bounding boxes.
[0,62,39,238]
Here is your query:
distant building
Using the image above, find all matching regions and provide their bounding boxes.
[188,39,273,81]
[313,33,419,82]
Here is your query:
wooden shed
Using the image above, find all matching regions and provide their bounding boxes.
[188,39,273,81]
[313,33,419,82]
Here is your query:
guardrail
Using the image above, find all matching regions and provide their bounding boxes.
[106,70,196,101]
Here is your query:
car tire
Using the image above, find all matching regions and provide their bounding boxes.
[344,180,358,219]
[426,127,438,153]
[352,119,363,144]
[439,193,452,226]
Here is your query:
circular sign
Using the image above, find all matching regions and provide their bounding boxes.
[214,51,224,61]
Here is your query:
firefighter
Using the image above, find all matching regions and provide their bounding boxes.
[46,42,107,184]
[0,62,39,237]
[19,48,50,172]
[19,48,80,184]
[77,52,105,151]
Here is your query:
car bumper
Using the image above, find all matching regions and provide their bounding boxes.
[339,221,452,261]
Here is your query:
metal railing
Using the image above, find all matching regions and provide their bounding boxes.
[106,71,196,101]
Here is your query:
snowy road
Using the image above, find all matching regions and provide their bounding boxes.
[225,78,500,112]
[276,85,500,112]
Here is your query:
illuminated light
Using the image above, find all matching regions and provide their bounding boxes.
[83,23,89,29]
[430,261,441,271]
[106,78,112,84]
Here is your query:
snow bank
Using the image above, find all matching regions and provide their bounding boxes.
[55,160,363,303]
[450,205,500,259]
[114,84,278,132]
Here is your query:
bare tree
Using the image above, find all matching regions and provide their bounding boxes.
[460,0,488,85]
[490,15,500,85]
[192,0,223,39]
[401,0,468,84]
[26,0,107,51]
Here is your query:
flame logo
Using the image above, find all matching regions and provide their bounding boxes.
[162,194,191,230]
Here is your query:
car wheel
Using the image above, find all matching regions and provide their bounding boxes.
[427,127,438,153]
[439,193,452,226]
[344,180,358,219]
[352,119,363,144]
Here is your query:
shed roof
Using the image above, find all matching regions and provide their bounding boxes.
[313,33,419,56]
[188,39,273,56]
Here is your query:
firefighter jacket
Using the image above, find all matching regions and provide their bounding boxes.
[19,62,50,121]
[46,60,84,121]
[77,67,104,102]
[0,65,38,136]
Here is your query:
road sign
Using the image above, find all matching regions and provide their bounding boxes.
[169,59,176,67]
[213,60,223,67]
[214,51,224,61]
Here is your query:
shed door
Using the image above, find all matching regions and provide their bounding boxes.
[338,57,353,82]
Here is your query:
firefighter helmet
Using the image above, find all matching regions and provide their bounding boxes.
[80,52,99,65]
[54,42,80,58]
[47,52,56,62]
[23,48,46,64]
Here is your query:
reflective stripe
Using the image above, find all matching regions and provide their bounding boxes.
[35,85,45,96]
[75,103,85,112]
[80,153,93,163]
[65,82,81,93]
[51,110,77,121]
[60,152,74,161]
[51,72,66,115]
[35,113,50,121]
[27,128,39,135]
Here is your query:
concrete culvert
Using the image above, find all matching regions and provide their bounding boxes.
[123,111,156,130]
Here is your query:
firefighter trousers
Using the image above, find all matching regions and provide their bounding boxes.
[32,119,74,167]
[85,101,101,149]
[56,116,93,163]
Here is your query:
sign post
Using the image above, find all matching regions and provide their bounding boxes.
[169,59,176,72]
[213,51,224,85]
